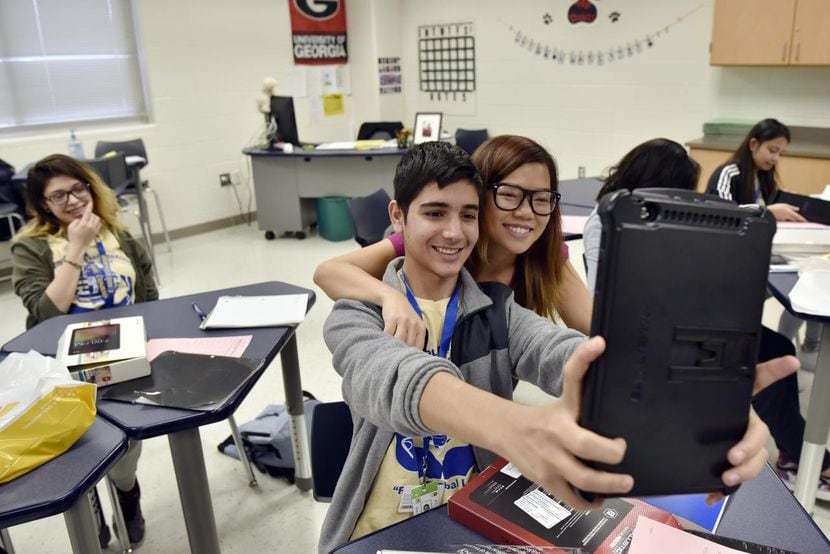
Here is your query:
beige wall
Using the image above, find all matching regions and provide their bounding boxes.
[2,0,829,233]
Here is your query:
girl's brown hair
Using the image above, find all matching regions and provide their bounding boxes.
[468,135,564,320]
[16,154,124,240]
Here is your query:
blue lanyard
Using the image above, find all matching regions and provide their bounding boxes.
[95,239,116,308]
[400,271,461,359]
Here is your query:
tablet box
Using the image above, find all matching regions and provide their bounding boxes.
[57,316,150,386]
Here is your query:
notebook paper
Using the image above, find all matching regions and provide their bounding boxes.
[199,294,308,329]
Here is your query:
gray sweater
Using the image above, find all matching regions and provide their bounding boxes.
[319,258,585,553]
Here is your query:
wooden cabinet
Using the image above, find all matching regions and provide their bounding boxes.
[710,0,830,66]
[690,147,830,196]
[791,0,830,65]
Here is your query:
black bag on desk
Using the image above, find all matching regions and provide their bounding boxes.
[581,188,776,497]
[217,391,319,483]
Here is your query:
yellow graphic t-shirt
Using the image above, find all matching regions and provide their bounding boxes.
[47,229,137,313]
[351,284,477,541]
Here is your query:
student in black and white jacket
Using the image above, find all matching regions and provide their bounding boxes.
[706,118,804,222]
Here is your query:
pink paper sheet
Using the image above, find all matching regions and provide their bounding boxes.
[629,516,742,554]
[146,336,253,362]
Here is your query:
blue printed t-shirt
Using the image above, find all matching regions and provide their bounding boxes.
[47,229,137,313]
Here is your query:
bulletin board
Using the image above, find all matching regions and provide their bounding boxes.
[417,22,477,116]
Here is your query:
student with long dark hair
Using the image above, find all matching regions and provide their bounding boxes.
[583,138,699,294]
[707,118,804,222]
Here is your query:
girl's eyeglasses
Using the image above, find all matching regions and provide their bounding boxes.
[489,183,560,216]
[45,182,91,206]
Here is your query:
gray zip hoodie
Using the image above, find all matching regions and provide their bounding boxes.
[319,258,585,552]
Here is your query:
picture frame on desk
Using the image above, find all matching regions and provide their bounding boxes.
[413,112,442,144]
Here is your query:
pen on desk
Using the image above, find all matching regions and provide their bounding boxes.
[192,303,207,321]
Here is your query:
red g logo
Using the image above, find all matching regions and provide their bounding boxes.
[294,0,340,21]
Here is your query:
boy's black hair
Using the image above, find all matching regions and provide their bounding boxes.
[393,141,483,216]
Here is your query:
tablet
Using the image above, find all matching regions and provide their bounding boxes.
[580,188,776,497]
[771,190,830,226]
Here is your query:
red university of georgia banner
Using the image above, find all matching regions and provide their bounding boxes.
[289,0,348,65]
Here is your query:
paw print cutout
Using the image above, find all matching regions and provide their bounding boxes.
[609,11,621,22]
[543,13,553,25]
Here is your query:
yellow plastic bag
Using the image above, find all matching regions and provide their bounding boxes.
[0,351,96,483]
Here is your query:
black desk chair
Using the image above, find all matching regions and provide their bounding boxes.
[85,154,160,284]
[95,139,171,252]
[347,189,392,247]
[454,128,489,155]
[310,401,353,502]
[357,121,404,141]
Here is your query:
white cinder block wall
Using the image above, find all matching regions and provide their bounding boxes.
[400,0,830,180]
[1,0,829,234]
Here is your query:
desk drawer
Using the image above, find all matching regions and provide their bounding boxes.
[297,155,395,197]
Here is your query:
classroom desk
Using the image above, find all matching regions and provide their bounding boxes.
[331,465,830,553]
[0,417,128,554]
[558,177,603,209]
[2,281,316,554]
[768,271,830,513]
[243,147,405,239]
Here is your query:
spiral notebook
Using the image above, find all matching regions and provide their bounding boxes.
[199,294,308,330]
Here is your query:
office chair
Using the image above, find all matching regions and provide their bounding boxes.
[310,401,353,502]
[94,139,171,253]
[0,204,24,283]
[454,128,490,156]
[346,188,392,247]
[356,121,404,141]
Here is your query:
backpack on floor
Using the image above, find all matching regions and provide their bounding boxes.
[217,391,318,483]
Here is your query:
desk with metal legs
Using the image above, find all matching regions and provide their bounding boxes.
[0,417,128,554]
[768,272,830,513]
[2,282,316,554]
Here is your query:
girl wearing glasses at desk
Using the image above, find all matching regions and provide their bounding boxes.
[11,153,156,548]
[314,134,593,345]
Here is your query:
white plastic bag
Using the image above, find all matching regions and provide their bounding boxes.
[0,351,96,483]
[790,255,830,317]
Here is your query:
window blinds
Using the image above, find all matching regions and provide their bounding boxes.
[0,0,148,130]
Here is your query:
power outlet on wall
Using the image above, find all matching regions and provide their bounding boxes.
[578,166,586,178]
[219,173,232,187]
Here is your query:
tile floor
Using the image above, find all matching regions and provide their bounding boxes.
[1,222,829,552]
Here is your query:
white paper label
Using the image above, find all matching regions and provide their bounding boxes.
[514,488,572,529]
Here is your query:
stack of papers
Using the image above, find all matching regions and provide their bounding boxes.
[315,141,357,150]
[199,294,308,330]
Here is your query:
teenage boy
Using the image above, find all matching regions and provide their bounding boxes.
[320,142,779,553]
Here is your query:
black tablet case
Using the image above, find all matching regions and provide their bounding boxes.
[102,351,263,411]
[581,188,776,497]
[771,190,830,225]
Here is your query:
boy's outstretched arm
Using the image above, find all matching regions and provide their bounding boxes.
[419,336,634,509]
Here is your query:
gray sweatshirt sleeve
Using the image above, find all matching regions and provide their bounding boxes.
[324,298,464,437]
[582,208,602,296]
[505,299,587,397]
